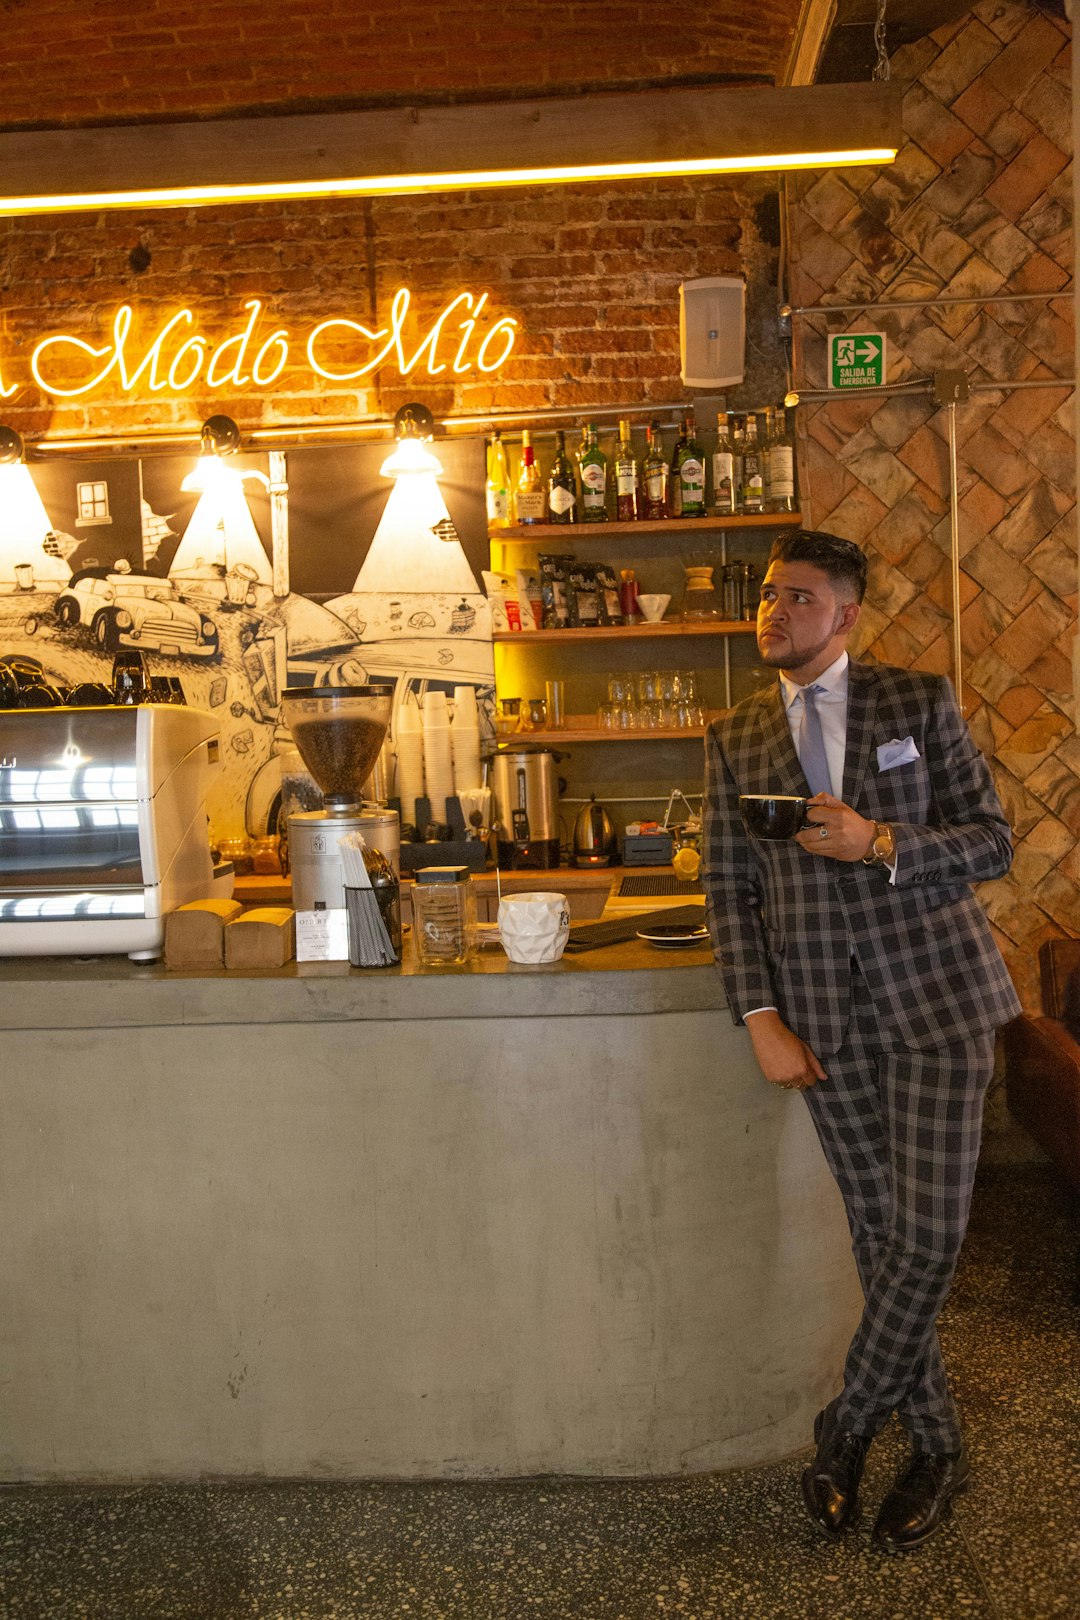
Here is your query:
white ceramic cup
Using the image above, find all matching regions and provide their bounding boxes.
[498,892,571,964]
[637,593,671,623]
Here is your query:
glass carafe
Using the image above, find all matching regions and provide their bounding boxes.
[679,554,722,622]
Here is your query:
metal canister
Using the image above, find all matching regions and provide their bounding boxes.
[289,807,401,911]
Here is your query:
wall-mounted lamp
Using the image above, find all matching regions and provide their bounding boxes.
[0,426,25,465]
[0,83,900,218]
[181,414,242,493]
[380,404,443,479]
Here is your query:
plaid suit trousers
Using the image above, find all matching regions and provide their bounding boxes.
[800,957,993,1454]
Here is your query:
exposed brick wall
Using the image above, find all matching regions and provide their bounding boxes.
[0,175,778,437]
[788,0,1075,1010]
[0,1,797,126]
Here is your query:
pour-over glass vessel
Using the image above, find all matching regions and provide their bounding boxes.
[678,553,722,623]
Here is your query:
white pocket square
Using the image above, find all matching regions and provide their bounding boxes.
[877,736,921,771]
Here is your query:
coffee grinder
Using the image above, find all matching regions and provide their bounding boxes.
[281,686,399,915]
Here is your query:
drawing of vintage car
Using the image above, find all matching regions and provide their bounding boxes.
[54,570,219,658]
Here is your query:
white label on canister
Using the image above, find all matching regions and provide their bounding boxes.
[549,485,575,514]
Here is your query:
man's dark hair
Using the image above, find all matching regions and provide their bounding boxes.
[767,530,868,604]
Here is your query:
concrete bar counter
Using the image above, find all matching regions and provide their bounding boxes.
[0,942,860,1483]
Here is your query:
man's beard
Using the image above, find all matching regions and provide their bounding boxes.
[757,618,845,673]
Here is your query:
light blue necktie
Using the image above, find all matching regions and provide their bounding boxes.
[798,684,832,797]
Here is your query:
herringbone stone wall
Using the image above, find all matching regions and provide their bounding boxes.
[789,0,1075,1009]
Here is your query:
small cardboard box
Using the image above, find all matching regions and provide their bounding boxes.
[224,907,296,969]
[164,898,244,969]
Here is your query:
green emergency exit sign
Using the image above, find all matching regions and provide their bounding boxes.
[829,333,886,389]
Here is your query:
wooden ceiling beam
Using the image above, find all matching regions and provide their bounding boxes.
[0,82,902,217]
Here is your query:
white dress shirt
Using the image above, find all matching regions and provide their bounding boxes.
[779,650,850,798]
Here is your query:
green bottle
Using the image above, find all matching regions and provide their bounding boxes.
[579,422,608,522]
[669,417,688,517]
[677,412,705,518]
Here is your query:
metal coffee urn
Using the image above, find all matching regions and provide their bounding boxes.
[490,748,561,870]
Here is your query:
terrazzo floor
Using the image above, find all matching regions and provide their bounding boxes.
[2,1160,1077,1620]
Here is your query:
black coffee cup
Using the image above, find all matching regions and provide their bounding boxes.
[740,794,809,840]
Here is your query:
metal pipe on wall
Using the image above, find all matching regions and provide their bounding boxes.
[945,401,964,713]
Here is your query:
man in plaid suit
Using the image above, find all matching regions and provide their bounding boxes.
[703,530,1020,1553]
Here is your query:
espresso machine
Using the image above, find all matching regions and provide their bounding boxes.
[281,685,399,912]
[0,704,220,959]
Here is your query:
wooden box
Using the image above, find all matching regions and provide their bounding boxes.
[223,906,296,969]
[164,898,244,969]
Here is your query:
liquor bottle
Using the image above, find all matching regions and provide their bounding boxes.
[514,429,545,525]
[580,422,609,522]
[547,429,578,524]
[741,413,765,514]
[642,420,669,519]
[761,406,775,511]
[614,419,639,521]
[486,430,511,528]
[768,404,798,513]
[711,411,738,517]
[668,417,688,517]
[677,413,705,518]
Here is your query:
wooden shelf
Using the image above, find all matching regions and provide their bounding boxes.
[493,620,756,643]
[491,513,801,541]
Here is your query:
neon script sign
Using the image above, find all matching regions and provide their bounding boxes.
[0,289,518,401]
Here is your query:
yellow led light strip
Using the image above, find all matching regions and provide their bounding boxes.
[0,150,898,217]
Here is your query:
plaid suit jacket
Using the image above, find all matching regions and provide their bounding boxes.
[702,661,1021,1054]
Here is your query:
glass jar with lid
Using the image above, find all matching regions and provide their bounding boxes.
[411,866,477,966]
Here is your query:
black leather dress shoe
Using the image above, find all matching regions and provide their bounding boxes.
[800,1405,871,1538]
[871,1446,970,1553]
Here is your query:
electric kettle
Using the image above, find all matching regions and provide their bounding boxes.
[572,795,618,868]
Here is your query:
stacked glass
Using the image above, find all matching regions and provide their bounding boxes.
[596,670,705,731]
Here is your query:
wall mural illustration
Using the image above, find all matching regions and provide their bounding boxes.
[0,436,494,842]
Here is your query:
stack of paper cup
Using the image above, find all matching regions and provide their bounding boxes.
[423,690,455,823]
[395,702,426,828]
[451,685,482,793]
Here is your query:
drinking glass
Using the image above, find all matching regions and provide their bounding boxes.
[545,679,567,729]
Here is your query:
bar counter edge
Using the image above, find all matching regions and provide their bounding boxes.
[0,945,862,1484]
[0,941,724,1028]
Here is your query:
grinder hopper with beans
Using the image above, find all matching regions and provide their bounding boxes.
[281,685,400,910]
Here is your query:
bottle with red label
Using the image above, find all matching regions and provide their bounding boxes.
[515,429,545,525]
